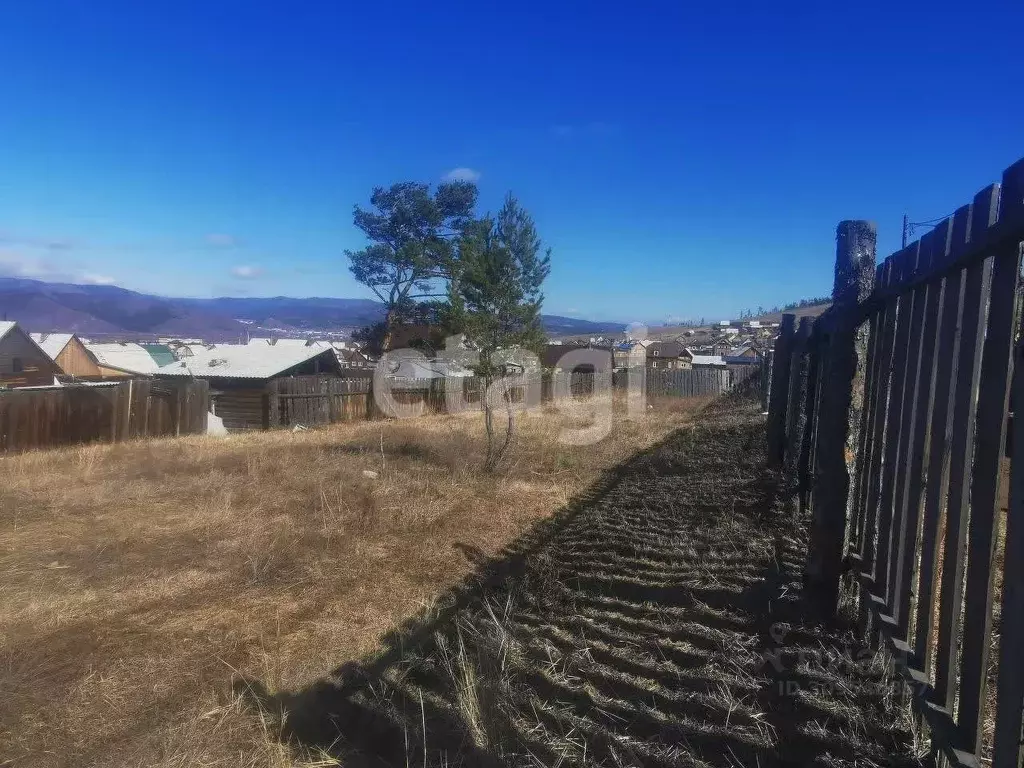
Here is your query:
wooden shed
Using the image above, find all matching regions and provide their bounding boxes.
[30,333,104,378]
[156,343,344,431]
[0,322,62,388]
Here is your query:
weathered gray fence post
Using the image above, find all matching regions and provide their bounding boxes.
[766,313,797,467]
[798,326,823,518]
[805,220,877,616]
[784,317,813,498]
[760,350,773,412]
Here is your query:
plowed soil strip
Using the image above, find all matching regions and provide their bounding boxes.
[263,404,921,767]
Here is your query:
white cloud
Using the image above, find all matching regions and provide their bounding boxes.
[230,265,264,279]
[0,251,46,278]
[443,167,481,183]
[81,273,116,285]
[0,250,113,285]
[206,233,238,247]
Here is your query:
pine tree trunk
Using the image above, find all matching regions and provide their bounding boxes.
[380,309,396,353]
[483,373,497,472]
[496,384,515,464]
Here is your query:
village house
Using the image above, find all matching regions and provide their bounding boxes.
[156,342,343,430]
[612,341,646,370]
[725,344,760,361]
[30,333,103,378]
[541,343,613,374]
[85,342,176,377]
[687,351,729,368]
[337,347,376,372]
[0,322,62,388]
[646,341,690,370]
[382,356,473,380]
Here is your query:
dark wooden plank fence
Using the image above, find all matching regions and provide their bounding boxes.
[0,379,209,453]
[265,366,745,429]
[766,155,1024,768]
[645,366,731,397]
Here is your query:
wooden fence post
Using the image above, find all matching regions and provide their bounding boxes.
[760,350,773,412]
[267,380,280,429]
[784,317,813,497]
[173,383,183,437]
[121,378,134,441]
[805,220,877,616]
[766,313,797,467]
[994,305,1024,768]
[798,326,823,518]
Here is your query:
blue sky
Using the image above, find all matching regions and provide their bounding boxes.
[1,2,1021,324]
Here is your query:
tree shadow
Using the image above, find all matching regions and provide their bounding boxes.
[237,402,920,767]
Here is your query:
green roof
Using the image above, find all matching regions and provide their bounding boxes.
[140,344,177,368]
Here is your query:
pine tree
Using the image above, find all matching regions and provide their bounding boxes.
[456,194,551,470]
[346,181,477,352]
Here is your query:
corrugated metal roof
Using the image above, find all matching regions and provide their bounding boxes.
[158,343,336,379]
[727,345,755,357]
[384,358,472,379]
[688,353,727,367]
[140,344,177,367]
[86,343,166,374]
[29,333,74,361]
[0,321,16,342]
[247,337,326,347]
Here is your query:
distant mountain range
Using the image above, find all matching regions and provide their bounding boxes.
[0,277,625,339]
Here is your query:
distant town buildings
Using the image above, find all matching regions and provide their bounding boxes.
[0,313,778,391]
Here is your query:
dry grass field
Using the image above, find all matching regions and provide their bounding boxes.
[242,401,920,767]
[0,395,708,767]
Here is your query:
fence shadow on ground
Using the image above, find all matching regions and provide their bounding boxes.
[237,401,921,768]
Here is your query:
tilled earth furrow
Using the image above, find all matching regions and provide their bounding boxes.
[268,405,920,767]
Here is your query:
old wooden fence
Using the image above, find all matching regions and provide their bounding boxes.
[0,379,210,453]
[766,156,1024,767]
[262,365,746,430]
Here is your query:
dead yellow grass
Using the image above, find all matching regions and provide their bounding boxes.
[0,395,707,767]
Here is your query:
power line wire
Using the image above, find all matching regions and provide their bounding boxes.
[903,210,956,244]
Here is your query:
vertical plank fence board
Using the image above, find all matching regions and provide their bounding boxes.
[874,245,919,611]
[767,315,797,466]
[914,205,971,668]
[851,283,883,553]
[934,187,998,712]
[991,160,1024,768]
[891,229,939,635]
[957,178,1022,755]
[859,257,895,572]
[993,289,1024,768]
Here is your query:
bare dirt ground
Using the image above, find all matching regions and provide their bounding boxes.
[247,400,922,767]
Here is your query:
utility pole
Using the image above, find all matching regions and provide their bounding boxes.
[901,213,909,248]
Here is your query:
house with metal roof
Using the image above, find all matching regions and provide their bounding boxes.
[84,342,175,377]
[0,322,62,388]
[685,350,728,368]
[29,333,103,378]
[246,337,328,348]
[156,342,343,430]
[382,356,473,380]
[724,344,761,364]
[157,343,341,380]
